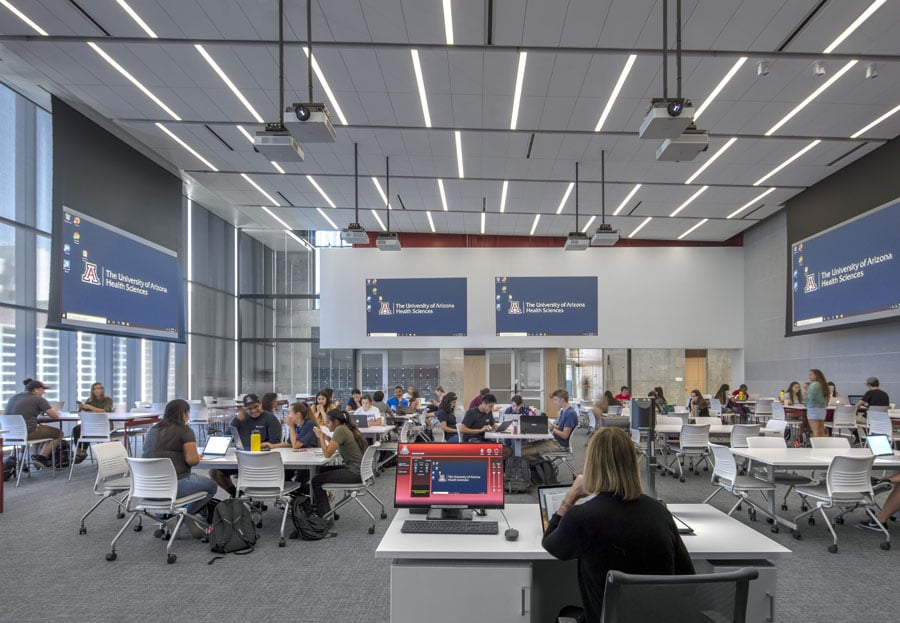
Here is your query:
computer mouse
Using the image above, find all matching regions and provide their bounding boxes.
[504,528,519,541]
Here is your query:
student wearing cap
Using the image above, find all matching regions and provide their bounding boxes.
[4,378,63,468]
[854,377,891,428]
[209,393,285,497]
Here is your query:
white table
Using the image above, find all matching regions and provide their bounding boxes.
[376,503,790,623]
[730,447,900,530]
[485,431,554,456]
[196,447,335,484]
[40,412,163,452]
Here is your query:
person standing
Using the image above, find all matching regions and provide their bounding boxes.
[4,379,62,468]
[805,369,830,438]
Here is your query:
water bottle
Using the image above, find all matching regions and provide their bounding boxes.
[250,431,261,452]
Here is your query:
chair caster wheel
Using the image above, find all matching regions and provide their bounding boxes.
[781,504,788,511]
[368,526,375,534]
[766,517,774,524]
[703,467,709,472]
[333,513,340,520]
[117,512,125,519]
[256,522,263,529]
[167,554,177,564]
[791,529,802,540]
[201,536,209,544]
[881,541,891,551]
[79,527,87,535]
[748,511,757,522]
[278,538,286,548]
[106,552,117,561]
[736,504,742,512]
[380,512,388,519]
[835,517,844,525]
[162,533,170,541]
[808,517,816,526]
[153,529,164,538]
[827,545,837,554]
[679,477,685,483]
[770,526,779,533]
[133,524,142,532]
[801,505,809,512]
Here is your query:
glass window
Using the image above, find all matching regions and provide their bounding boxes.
[35,108,52,232]
[77,332,96,401]
[0,85,14,220]
[36,312,61,403]
[36,234,50,309]
[112,336,128,408]
[0,224,14,305]
[0,306,16,402]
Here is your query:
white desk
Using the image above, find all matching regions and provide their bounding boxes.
[358,425,395,437]
[40,412,162,450]
[730,447,900,530]
[376,503,789,623]
[485,431,554,456]
[196,447,335,475]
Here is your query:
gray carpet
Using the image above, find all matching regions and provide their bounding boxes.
[1,430,896,622]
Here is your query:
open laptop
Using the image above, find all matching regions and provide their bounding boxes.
[353,413,370,429]
[494,419,515,433]
[867,434,895,457]
[520,415,549,434]
[201,435,232,457]
[227,425,245,450]
[847,395,864,405]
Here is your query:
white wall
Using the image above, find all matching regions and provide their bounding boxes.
[320,246,744,349]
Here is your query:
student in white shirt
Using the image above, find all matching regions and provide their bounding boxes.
[354,393,383,426]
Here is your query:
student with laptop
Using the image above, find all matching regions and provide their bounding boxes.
[386,385,409,413]
[354,393,383,427]
[460,393,499,442]
[522,389,577,464]
[141,399,217,537]
[542,427,694,622]
[209,394,285,497]
[503,394,535,419]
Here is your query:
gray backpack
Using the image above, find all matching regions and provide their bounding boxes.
[504,456,532,493]
[209,499,257,557]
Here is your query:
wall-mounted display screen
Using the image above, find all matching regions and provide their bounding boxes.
[52,206,185,341]
[366,277,467,337]
[790,198,900,334]
[495,276,598,336]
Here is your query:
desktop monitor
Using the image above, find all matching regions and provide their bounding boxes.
[394,443,505,517]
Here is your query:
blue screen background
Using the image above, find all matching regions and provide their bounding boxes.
[366,277,467,336]
[495,276,598,336]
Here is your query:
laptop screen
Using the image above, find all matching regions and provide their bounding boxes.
[867,434,894,456]
[202,435,232,456]
[847,395,864,405]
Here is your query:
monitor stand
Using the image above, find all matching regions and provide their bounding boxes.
[426,507,473,521]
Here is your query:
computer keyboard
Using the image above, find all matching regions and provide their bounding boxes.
[401,519,499,535]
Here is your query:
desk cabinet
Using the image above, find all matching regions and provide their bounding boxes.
[391,560,531,623]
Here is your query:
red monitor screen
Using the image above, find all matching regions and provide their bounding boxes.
[394,443,505,509]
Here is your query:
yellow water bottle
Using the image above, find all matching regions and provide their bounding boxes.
[250,431,261,452]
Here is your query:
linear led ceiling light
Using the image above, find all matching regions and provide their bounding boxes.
[438,179,449,211]
[0,0,49,35]
[595,54,637,132]
[678,218,708,240]
[155,123,217,170]
[685,137,738,184]
[195,44,264,123]
[115,0,157,37]
[370,209,387,231]
[301,46,348,125]
[850,103,900,138]
[306,175,336,208]
[727,187,776,219]
[241,173,280,204]
[372,177,393,210]
[426,211,436,233]
[316,207,338,230]
[455,131,465,178]
[764,61,857,135]
[235,125,254,143]
[261,205,291,229]
[411,49,432,128]
[669,186,709,218]
[88,42,181,120]
[753,140,820,186]
[693,57,747,120]
[529,213,541,236]
[823,0,887,54]
[555,182,575,214]
[629,216,653,238]
[510,51,528,130]
[270,162,285,174]
[581,215,596,233]
[442,0,454,44]
[612,184,641,216]
[499,181,509,213]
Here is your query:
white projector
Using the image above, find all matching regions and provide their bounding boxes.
[564,232,590,251]
[254,129,305,162]
[341,224,370,245]
[375,232,401,251]
[656,129,709,162]
[284,102,336,142]
[590,224,620,247]
[638,99,695,139]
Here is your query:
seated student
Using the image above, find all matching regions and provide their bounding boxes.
[141,399,217,537]
[713,384,731,412]
[461,393,498,442]
[386,385,409,413]
[860,471,900,532]
[542,427,694,622]
[402,385,416,402]
[209,393,285,497]
[73,381,114,464]
[504,394,535,419]
[435,392,460,442]
[312,390,330,426]
[407,390,422,412]
[783,381,803,405]
[260,392,279,415]
[854,377,891,428]
[428,386,446,411]
[286,401,317,449]
[522,389,577,463]
[5,378,63,469]
[827,382,839,402]
[354,393,383,426]
[371,390,391,416]
[687,389,710,419]
[469,387,491,410]
[346,388,362,413]
[654,386,669,412]
[311,409,368,517]
[613,386,631,405]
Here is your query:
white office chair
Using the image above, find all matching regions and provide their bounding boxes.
[792,454,888,553]
[753,398,774,424]
[745,436,816,512]
[107,457,209,564]
[0,414,60,486]
[540,444,577,479]
[730,424,761,449]
[867,412,894,448]
[704,443,776,522]
[235,450,303,547]
[665,424,711,482]
[809,437,851,449]
[69,412,112,481]
[825,405,859,443]
[188,406,211,445]
[321,443,388,534]
[431,423,446,442]
[762,419,788,437]
[78,442,133,535]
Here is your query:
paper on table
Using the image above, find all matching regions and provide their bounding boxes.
[317,426,334,438]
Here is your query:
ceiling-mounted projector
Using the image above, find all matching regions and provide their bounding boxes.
[375,232,401,251]
[564,232,590,251]
[284,102,336,142]
[590,223,620,247]
[254,127,305,162]
[341,223,370,245]
[656,127,709,161]
[639,98,695,139]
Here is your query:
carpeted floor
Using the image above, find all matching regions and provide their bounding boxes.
[0,428,896,622]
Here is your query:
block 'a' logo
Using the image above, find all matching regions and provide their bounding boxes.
[508,300,522,314]
[378,301,392,315]
[803,273,818,294]
[81,261,101,286]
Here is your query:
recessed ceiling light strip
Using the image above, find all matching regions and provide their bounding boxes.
[372,177,393,210]
[114,0,158,38]
[629,216,653,238]
[235,124,255,143]
[370,209,387,231]
[499,181,509,213]
[442,0,454,45]
[306,175,336,208]
[580,215,596,233]
[850,103,900,139]
[612,184,641,216]
[0,0,48,35]
[195,44,264,123]
[669,185,709,217]
[685,137,738,184]
[437,179,449,211]
[823,0,887,54]
[764,60,857,136]
[555,182,575,215]
[594,54,637,132]
[426,211,436,233]
[88,42,181,120]
[753,140,820,186]
[455,131,465,178]
[241,173,280,204]
[411,49,432,128]
[271,161,285,174]
[155,123,217,170]
[316,207,338,230]
[727,187,776,219]
[261,205,291,229]
[529,213,541,236]
[302,47,348,125]
[678,218,708,240]
[510,51,528,130]
[693,57,747,120]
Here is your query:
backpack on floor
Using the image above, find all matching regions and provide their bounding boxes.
[530,460,559,486]
[209,499,257,556]
[3,455,16,481]
[289,496,335,541]
[52,440,71,468]
[504,456,532,493]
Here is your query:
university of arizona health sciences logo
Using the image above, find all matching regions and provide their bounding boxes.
[803,273,818,294]
[508,300,522,314]
[81,261,101,286]
[378,301,392,315]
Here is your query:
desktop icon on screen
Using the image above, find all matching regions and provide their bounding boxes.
[62,259,71,273]
[63,244,71,255]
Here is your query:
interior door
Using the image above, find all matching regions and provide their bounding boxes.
[683,356,707,399]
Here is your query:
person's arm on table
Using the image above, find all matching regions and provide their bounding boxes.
[541,475,587,560]
[261,414,289,449]
[314,426,339,458]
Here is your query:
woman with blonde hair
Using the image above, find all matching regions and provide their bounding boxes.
[542,427,694,622]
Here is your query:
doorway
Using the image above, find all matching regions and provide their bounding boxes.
[684,349,707,397]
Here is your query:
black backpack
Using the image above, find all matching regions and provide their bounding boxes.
[290,496,335,541]
[209,499,257,556]
[531,460,559,486]
[504,456,532,493]
[3,456,16,481]
[52,440,71,468]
